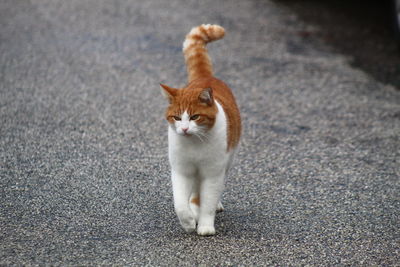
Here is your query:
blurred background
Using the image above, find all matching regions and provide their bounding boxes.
[277,0,400,89]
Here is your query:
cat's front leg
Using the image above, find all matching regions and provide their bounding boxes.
[197,170,225,236]
[171,170,196,233]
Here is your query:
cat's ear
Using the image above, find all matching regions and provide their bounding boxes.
[160,84,177,103]
[198,87,213,105]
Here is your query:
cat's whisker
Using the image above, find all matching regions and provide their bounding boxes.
[194,132,205,143]
[195,130,210,142]
[194,131,209,142]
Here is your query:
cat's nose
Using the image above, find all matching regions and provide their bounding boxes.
[182,127,189,133]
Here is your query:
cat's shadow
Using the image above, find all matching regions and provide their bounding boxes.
[216,208,279,238]
[159,204,310,242]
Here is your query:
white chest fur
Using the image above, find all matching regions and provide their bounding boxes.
[168,101,231,174]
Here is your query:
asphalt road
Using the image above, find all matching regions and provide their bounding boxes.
[1,0,399,266]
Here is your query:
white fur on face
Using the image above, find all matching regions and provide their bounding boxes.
[174,111,203,137]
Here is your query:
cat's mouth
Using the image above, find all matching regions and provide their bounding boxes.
[177,128,192,136]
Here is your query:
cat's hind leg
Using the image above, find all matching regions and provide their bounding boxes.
[189,194,200,221]
[217,201,224,212]
[189,177,201,221]
[190,196,222,219]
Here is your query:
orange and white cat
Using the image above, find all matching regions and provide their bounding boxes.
[161,24,241,236]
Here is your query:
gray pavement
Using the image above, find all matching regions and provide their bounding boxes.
[1,0,399,266]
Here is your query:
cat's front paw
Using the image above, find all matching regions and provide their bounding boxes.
[197,226,216,236]
[177,211,196,233]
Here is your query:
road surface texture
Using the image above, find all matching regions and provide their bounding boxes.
[1,0,399,266]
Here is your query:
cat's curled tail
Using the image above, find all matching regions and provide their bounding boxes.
[183,24,225,83]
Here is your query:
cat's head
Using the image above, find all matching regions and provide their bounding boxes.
[160,84,217,137]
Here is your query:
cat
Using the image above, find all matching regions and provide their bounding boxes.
[160,24,241,236]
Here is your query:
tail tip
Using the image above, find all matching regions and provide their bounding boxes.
[183,24,225,51]
[201,24,225,40]
[187,24,225,41]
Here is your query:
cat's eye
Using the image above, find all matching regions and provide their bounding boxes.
[190,114,200,120]
[173,116,181,121]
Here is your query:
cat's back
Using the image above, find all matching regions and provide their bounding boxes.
[187,77,241,150]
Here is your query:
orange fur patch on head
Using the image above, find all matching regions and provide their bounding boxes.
[164,86,218,130]
[160,84,178,103]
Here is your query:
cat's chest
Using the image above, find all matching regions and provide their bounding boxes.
[168,102,228,163]
[173,135,223,157]
[169,127,225,160]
